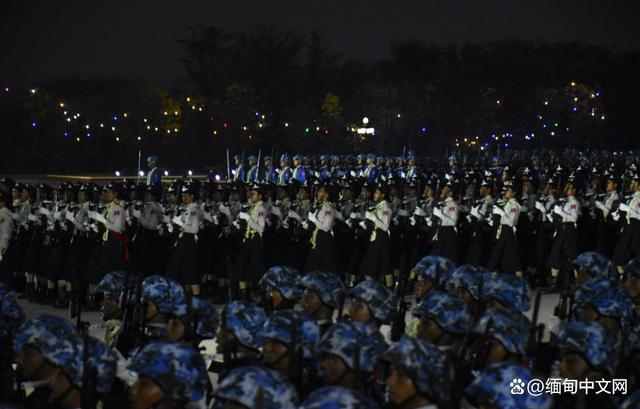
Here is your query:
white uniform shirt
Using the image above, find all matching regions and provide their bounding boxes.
[178,203,200,234]
[0,207,13,257]
[369,200,391,232]
[557,196,580,223]
[309,201,335,232]
[104,201,126,233]
[625,191,640,221]
[246,201,266,235]
[500,198,520,227]
[139,202,163,230]
[436,197,458,227]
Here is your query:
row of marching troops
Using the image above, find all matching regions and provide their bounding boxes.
[3,150,640,307]
[1,251,639,408]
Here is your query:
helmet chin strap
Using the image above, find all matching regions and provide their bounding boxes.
[51,384,78,407]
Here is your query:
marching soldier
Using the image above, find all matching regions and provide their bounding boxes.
[278,154,293,185]
[547,179,581,287]
[487,180,523,276]
[360,183,394,288]
[246,155,259,182]
[304,182,337,273]
[146,155,162,186]
[430,180,460,263]
[263,155,278,184]
[292,155,307,184]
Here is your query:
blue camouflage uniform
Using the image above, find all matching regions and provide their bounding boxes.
[213,366,299,409]
[300,386,380,409]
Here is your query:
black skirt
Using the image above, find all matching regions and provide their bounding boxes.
[304,230,337,274]
[165,234,199,285]
[231,235,264,283]
[22,231,44,274]
[91,235,127,285]
[547,223,579,270]
[9,228,30,274]
[430,226,460,264]
[61,233,95,282]
[487,227,521,274]
[360,229,393,280]
[613,219,640,266]
[131,229,165,277]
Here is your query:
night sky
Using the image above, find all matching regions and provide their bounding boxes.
[2,0,640,86]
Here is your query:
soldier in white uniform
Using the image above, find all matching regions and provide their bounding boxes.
[232,183,266,300]
[360,183,394,288]
[304,183,337,273]
[594,174,620,257]
[547,179,581,285]
[131,185,164,278]
[488,180,523,276]
[88,182,128,298]
[0,192,14,282]
[430,181,460,264]
[613,173,640,272]
[465,179,494,265]
[165,184,201,294]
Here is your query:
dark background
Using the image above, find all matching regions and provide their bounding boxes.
[2,1,640,174]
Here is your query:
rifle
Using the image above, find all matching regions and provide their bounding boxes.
[70,282,97,409]
[226,149,230,181]
[390,277,408,342]
[526,288,544,368]
[115,273,145,357]
[256,149,262,181]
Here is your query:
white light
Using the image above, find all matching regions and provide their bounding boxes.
[138,171,145,177]
[397,114,401,118]
[163,170,169,176]
[214,174,221,181]
[111,126,116,131]
[115,171,121,177]
[30,88,36,94]
[85,124,90,129]
[284,123,289,127]
[362,117,369,125]
[188,170,193,176]
[137,136,141,141]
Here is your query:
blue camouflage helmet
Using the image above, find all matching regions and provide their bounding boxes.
[128,341,208,403]
[481,273,531,312]
[366,153,376,160]
[356,154,365,161]
[261,310,319,359]
[221,301,268,350]
[299,271,346,309]
[86,336,117,394]
[95,271,127,300]
[213,366,298,409]
[572,277,633,328]
[441,264,485,300]
[473,308,530,355]
[316,321,388,373]
[331,155,340,162]
[147,155,158,163]
[141,275,186,315]
[14,315,84,387]
[248,155,257,162]
[293,154,303,162]
[407,153,416,161]
[412,255,456,285]
[259,266,303,301]
[320,155,329,161]
[172,297,219,340]
[281,154,290,162]
[377,336,449,401]
[619,388,640,409]
[555,320,619,376]
[264,155,272,163]
[572,251,617,279]
[413,291,470,335]
[350,280,397,324]
[0,283,25,340]
[300,386,380,409]
[464,362,552,409]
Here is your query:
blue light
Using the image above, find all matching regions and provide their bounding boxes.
[572,107,577,112]
[421,127,427,133]
[595,92,600,96]
[255,112,260,117]
[31,121,37,128]
[542,124,547,128]
[86,132,92,138]
[113,116,118,121]
[64,131,69,137]
[504,143,509,147]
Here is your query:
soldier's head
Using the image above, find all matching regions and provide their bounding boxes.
[440,184,453,199]
[504,184,516,200]
[348,280,396,327]
[479,182,491,197]
[373,185,388,203]
[556,321,618,380]
[564,181,577,196]
[297,186,309,201]
[606,178,618,193]
[414,292,470,347]
[181,184,195,204]
[147,155,158,168]
[316,185,330,202]
[249,185,262,204]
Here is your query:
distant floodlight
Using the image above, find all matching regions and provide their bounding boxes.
[214,174,221,181]
[115,171,121,177]
[164,170,169,176]
[188,170,193,176]
[138,171,145,177]
[362,117,369,125]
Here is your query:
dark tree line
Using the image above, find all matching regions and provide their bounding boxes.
[1,25,639,174]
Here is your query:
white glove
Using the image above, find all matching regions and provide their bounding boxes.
[90,223,99,233]
[270,206,282,218]
[350,170,357,177]
[28,214,38,222]
[397,209,408,217]
[553,205,564,216]
[410,216,417,226]
[349,212,358,219]
[302,221,309,229]
[612,211,620,221]
[619,203,630,212]
[365,211,376,222]
[492,206,505,216]
[288,210,300,221]
[167,223,174,234]
[414,207,426,217]
[358,220,367,230]
[466,215,472,224]
[203,211,214,223]
[93,212,107,224]
[38,207,51,217]
[433,207,444,219]
[308,212,317,224]
[132,209,142,219]
[546,213,554,223]
[219,205,231,217]
[65,211,75,222]
[162,215,171,224]
[535,201,546,212]
[470,206,480,219]
[238,212,250,221]
[426,218,433,227]
[172,216,183,226]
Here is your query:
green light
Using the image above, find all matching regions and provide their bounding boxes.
[305,128,309,133]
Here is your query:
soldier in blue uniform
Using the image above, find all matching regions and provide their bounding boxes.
[279,154,293,185]
[292,155,308,184]
[263,155,278,184]
[246,155,259,182]
[146,155,162,186]
[232,155,246,182]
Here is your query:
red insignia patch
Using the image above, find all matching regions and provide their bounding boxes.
[510,208,517,213]
[114,211,120,216]
[449,207,455,212]
[383,210,390,216]
[325,211,332,216]
[258,212,264,217]
[571,204,576,209]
